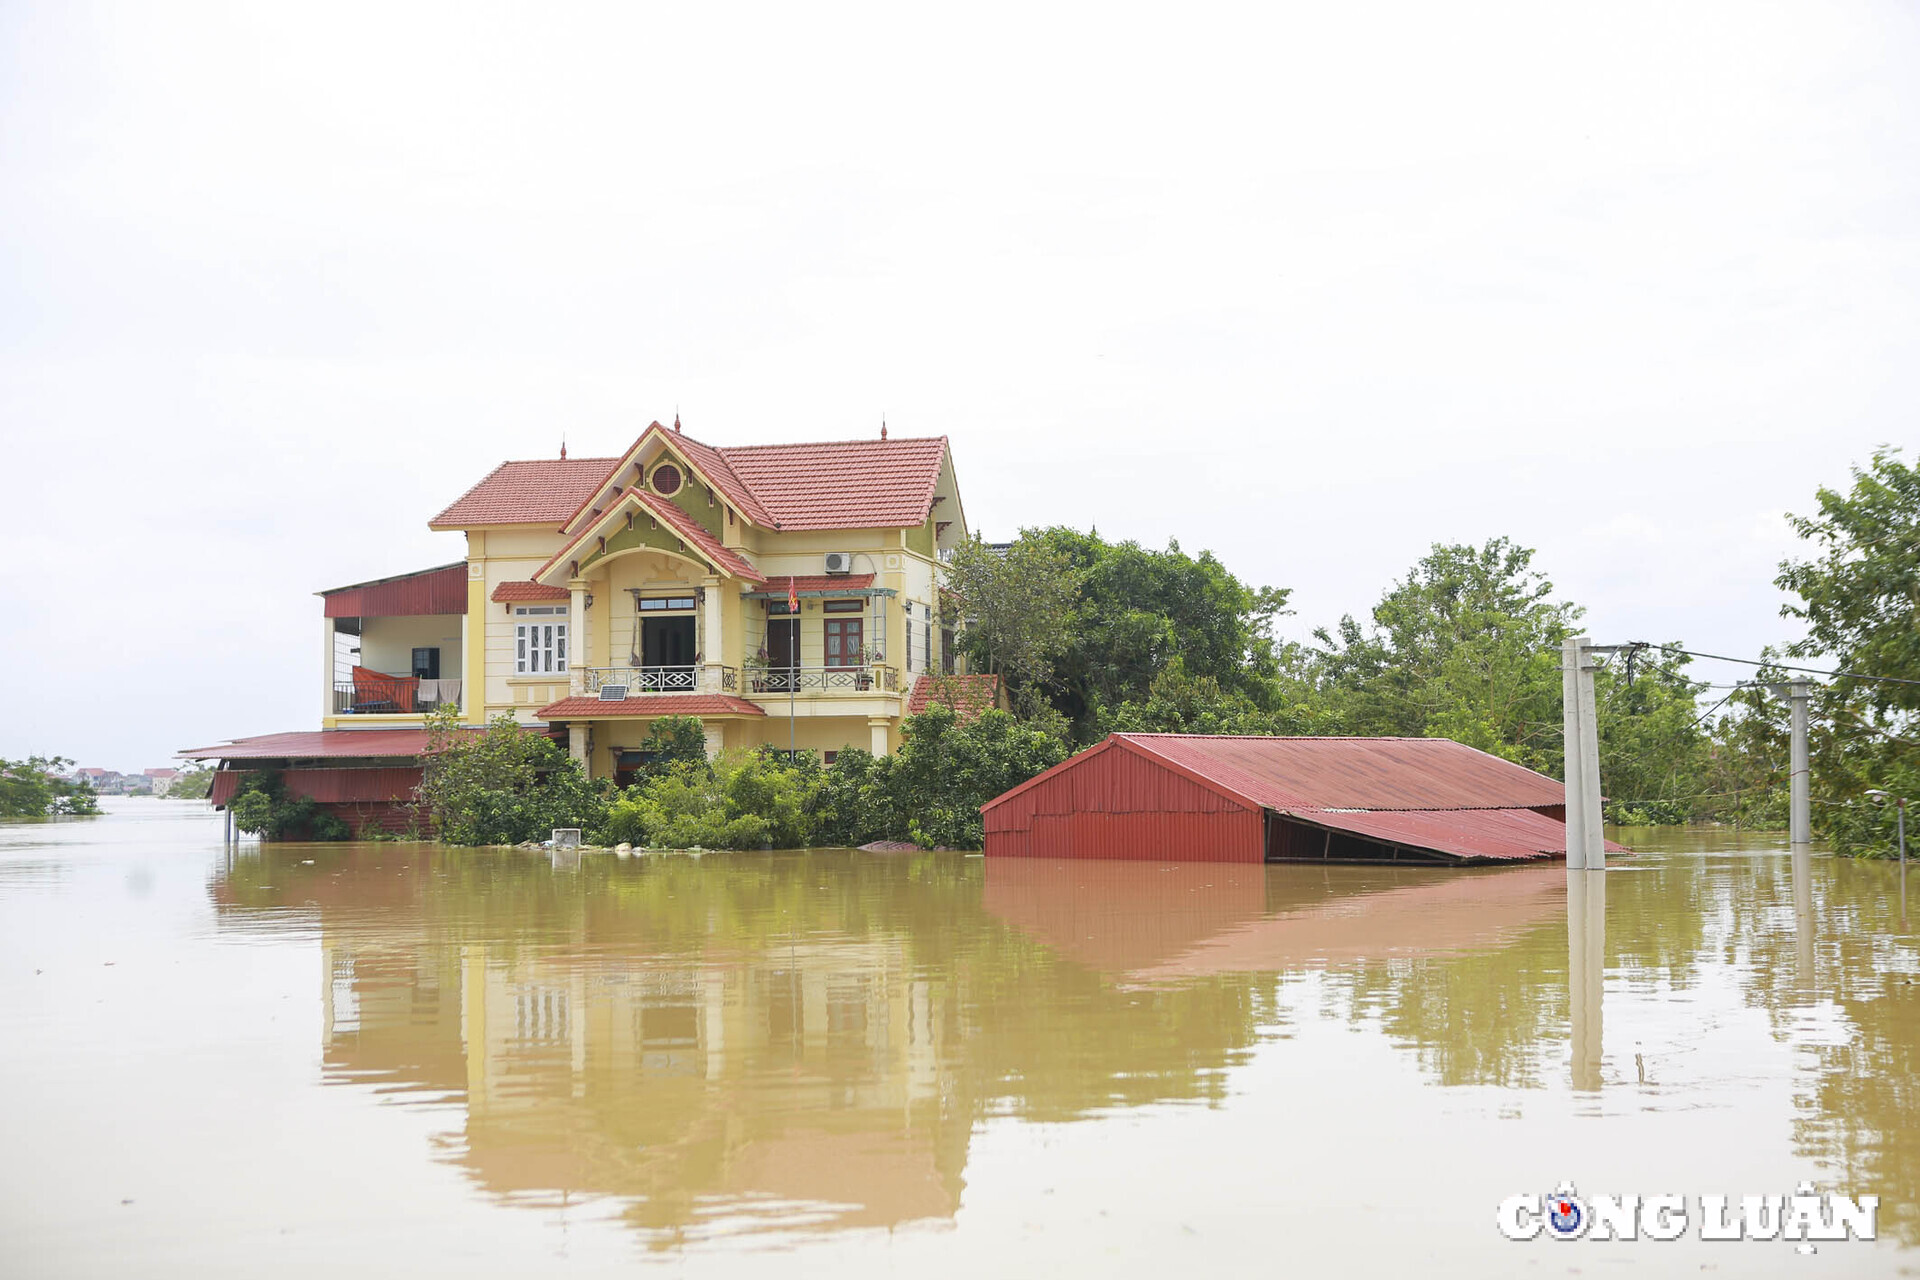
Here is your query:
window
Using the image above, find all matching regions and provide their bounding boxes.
[638,595,697,611]
[514,607,568,674]
[822,599,863,613]
[825,616,863,667]
[922,605,932,675]
[651,464,682,496]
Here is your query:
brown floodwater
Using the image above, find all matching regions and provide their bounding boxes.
[3,800,1917,1276]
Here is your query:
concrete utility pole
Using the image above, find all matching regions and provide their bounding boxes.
[1561,636,1608,871]
[1787,679,1811,854]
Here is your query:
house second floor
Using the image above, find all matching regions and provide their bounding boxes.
[319,420,976,749]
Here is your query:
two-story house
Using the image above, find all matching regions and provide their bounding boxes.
[188,421,991,813]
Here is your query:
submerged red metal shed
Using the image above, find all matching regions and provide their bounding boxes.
[982,734,1623,865]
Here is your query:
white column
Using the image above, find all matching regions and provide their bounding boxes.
[703,722,725,760]
[569,723,589,775]
[322,615,337,720]
[569,580,588,696]
[868,716,891,756]
[701,575,723,692]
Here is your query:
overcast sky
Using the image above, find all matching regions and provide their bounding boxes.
[3,2,1916,769]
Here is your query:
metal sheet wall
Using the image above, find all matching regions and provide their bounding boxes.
[322,564,468,618]
[984,741,1263,861]
[283,767,424,803]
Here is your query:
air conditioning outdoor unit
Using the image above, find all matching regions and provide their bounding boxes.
[824,552,853,575]
[598,684,629,701]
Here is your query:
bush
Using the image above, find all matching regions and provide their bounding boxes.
[419,709,612,845]
[600,750,820,850]
[228,772,344,840]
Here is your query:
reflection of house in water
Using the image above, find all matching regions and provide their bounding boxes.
[217,847,1582,1247]
[320,929,966,1243]
[982,859,1567,983]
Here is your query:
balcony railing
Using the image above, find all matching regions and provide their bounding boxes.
[745,665,899,694]
[584,666,741,696]
[332,673,462,715]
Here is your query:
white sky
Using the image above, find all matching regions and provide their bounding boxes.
[3,1,1916,768]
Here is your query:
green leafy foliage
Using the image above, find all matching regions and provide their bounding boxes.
[167,765,214,801]
[227,772,347,840]
[0,757,100,818]
[1775,448,1920,855]
[879,705,1069,849]
[601,750,819,850]
[419,708,612,846]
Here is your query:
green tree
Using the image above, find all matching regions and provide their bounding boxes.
[419,708,611,845]
[0,757,100,818]
[638,715,709,776]
[1776,447,1920,855]
[1100,661,1278,736]
[167,766,215,801]
[1029,528,1290,744]
[884,705,1068,849]
[946,535,1083,719]
[1306,538,1580,772]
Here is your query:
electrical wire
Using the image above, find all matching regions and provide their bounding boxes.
[1642,643,1920,689]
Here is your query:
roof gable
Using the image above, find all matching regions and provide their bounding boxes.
[533,489,764,585]
[560,423,774,535]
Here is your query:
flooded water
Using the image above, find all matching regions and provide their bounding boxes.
[3,801,1917,1276]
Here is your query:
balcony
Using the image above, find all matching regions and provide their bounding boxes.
[583,666,738,696]
[332,671,463,716]
[745,665,900,695]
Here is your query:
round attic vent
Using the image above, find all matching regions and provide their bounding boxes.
[651,464,683,496]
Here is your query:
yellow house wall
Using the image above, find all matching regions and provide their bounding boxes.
[356,614,464,677]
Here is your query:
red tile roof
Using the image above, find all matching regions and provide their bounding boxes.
[179,728,494,760]
[535,695,767,719]
[760,574,875,595]
[433,431,952,535]
[430,457,620,528]
[717,437,948,530]
[906,674,1001,719]
[665,428,777,528]
[491,580,571,602]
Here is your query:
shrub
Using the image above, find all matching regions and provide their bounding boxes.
[419,709,612,845]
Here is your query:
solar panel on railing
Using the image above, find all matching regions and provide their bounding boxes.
[598,684,629,701]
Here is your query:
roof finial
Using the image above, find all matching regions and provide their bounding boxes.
[880,416,888,442]
[673,410,682,433]
[560,437,567,460]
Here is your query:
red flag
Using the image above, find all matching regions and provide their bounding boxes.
[786,579,799,613]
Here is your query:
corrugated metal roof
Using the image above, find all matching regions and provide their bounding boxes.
[1114,734,1568,812]
[320,563,468,618]
[1287,806,1627,863]
[180,728,487,760]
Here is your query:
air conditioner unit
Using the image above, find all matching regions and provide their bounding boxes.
[597,684,629,701]
[824,552,853,575]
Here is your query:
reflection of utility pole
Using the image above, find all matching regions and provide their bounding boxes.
[1567,868,1605,1091]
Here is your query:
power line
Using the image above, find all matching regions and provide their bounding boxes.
[1643,643,1920,689]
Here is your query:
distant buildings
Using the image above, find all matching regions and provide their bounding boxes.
[66,767,186,796]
